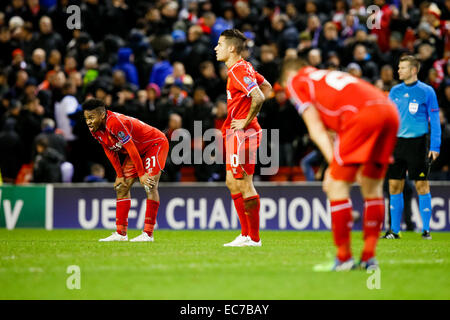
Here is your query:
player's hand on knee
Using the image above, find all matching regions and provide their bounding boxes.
[139,172,153,189]
[114,177,128,191]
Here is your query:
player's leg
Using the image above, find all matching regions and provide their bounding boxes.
[131,138,169,242]
[223,171,250,246]
[410,135,433,239]
[237,172,261,246]
[99,176,136,241]
[314,169,355,271]
[224,132,250,246]
[144,171,162,240]
[326,174,354,263]
[388,179,405,236]
[386,137,408,237]
[415,180,432,239]
[115,177,136,236]
[359,166,387,267]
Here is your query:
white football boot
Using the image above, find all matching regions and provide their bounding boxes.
[242,238,262,247]
[223,234,249,247]
[99,232,128,242]
[130,232,154,242]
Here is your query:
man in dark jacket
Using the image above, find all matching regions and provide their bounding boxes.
[33,136,64,182]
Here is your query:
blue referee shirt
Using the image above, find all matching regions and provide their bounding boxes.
[388,80,441,152]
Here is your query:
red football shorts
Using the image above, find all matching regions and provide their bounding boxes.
[329,103,399,182]
[122,137,169,179]
[225,129,262,179]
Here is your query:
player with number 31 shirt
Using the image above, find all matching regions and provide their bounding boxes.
[82,98,169,242]
[282,60,399,271]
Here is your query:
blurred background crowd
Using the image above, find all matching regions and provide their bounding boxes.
[0,0,449,184]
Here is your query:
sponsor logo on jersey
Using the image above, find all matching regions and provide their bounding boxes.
[227,90,232,100]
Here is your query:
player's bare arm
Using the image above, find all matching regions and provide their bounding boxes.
[231,87,265,130]
[302,105,334,163]
[259,79,272,98]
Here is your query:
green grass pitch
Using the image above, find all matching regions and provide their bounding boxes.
[0,229,449,300]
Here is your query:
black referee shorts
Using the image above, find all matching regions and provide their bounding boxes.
[387,135,431,181]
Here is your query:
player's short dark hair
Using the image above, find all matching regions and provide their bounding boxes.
[220,29,247,54]
[280,58,309,83]
[400,55,421,72]
[82,98,106,111]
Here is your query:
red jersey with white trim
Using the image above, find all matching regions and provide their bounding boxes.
[222,59,265,136]
[286,67,393,132]
[90,110,166,177]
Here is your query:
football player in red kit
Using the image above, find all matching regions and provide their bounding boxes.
[215,29,272,247]
[281,59,400,270]
[82,98,169,242]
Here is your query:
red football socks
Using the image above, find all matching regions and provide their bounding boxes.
[144,199,160,237]
[116,198,131,236]
[362,198,385,261]
[231,193,249,236]
[330,199,353,261]
[244,195,260,242]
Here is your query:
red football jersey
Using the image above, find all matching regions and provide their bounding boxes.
[221,59,265,136]
[286,67,393,132]
[91,110,166,177]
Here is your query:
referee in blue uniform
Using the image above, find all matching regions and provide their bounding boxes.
[384,55,441,240]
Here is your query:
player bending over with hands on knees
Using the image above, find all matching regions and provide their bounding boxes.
[281,59,400,271]
[82,98,169,242]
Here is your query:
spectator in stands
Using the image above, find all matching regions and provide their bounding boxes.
[139,84,161,129]
[308,48,324,69]
[161,113,183,182]
[84,163,107,183]
[114,47,139,87]
[212,98,227,131]
[258,44,280,86]
[351,44,379,82]
[195,60,222,102]
[375,64,398,93]
[346,62,364,79]
[47,49,61,72]
[270,14,299,57]
[304,14,322,48]
[33,117,66,160]
[185,24,214,79]
[149,50,173,89]
[319,22,343,60]
[32,135,63,182]
[0,117,23,182]
[185,86,214,136]
[260,83,305,167]
[54,80,79,142]
[34,16,64,54]
[27,48,46,83]
[164,61,194,93]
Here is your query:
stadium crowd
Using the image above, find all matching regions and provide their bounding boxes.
[0,0,449,183]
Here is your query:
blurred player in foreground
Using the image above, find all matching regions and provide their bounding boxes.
[215,29,271,247]
[281,59,400,271]
[82,98,169,242]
